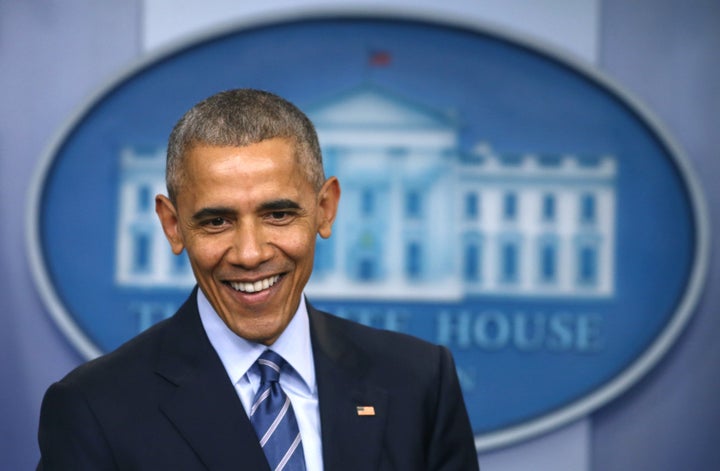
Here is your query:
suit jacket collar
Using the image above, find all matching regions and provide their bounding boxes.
[308,303,389,471]
[153,289,270,471]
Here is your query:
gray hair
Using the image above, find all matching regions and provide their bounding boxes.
[166,89,325,202]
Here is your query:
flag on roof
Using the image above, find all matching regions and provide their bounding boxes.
[369,50,392,67]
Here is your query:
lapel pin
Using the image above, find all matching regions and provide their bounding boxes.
[356,406,375,416]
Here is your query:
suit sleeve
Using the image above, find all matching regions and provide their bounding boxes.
[37,381,117,471]
[426,346,480,471]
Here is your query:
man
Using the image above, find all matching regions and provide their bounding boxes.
[37,89,479,470]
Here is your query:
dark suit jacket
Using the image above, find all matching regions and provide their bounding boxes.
[37,291,479,470]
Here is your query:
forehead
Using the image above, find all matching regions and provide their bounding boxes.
[181,138,301,183]
[176,139,314,201]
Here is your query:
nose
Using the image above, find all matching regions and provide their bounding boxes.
[226,221,272,268]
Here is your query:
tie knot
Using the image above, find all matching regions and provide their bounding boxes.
[256,350,286,383]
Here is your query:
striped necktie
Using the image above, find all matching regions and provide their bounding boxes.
[250,350,307,471]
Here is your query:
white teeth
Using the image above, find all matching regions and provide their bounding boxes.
[230,275,280,293]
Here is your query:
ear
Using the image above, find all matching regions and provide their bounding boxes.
[316,177,341,239]
[155,194,186,255]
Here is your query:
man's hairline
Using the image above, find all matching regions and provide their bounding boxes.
[167,137,324,204]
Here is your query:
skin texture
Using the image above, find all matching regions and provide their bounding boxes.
[155,138,340,345]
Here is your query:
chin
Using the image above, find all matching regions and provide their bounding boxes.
[231,322,284,345]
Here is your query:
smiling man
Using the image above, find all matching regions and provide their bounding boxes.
[37,89,479,471]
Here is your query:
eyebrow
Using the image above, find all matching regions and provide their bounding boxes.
[190,199,302,222]
[258,199,302,212]
[191,207,236,222]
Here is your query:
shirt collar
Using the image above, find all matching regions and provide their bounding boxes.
[196,288,316,394]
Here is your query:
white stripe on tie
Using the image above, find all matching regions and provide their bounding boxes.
[259,396,291,447]
[275,433,302,471]
[250,388,272,417]
[258,358,281,373]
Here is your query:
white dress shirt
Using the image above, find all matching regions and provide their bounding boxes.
[197,289,323,471]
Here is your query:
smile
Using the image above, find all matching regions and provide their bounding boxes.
[228,275,281,294]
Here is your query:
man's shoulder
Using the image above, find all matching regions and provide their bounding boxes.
[324,309,432,346]
[311,306,447,368]
[59,291,200,390]
[57,312,176,391]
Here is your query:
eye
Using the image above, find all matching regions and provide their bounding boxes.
[200,216,230,232]
[269,211,288,220]
[265,210,297,224]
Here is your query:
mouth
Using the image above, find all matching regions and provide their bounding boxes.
[226,274,281,294]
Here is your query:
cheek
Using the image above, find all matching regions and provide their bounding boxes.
[275,229,317,264]
[184,237,226,271]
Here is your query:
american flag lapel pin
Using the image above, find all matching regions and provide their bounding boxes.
[356,406,375,416]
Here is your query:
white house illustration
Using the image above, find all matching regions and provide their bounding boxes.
[115,147,194,288]
[115,85,617,299]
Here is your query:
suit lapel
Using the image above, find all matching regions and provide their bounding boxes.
[154,292,270,471]
[309,305,389,471]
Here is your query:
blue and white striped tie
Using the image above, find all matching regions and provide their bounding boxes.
[250,350,307,471]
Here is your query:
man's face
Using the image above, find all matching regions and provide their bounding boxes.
[156,138,340,345]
